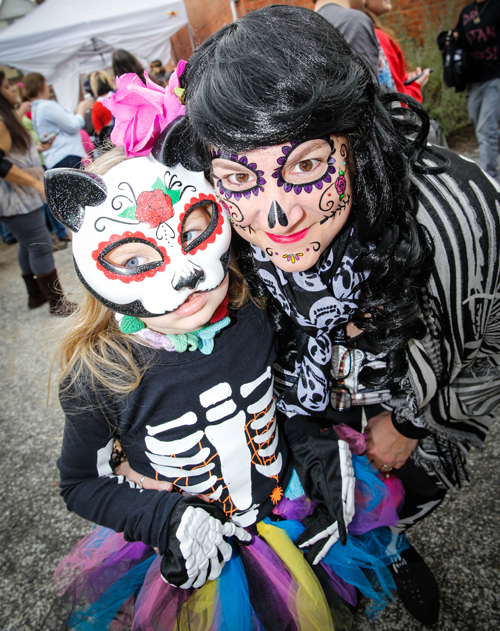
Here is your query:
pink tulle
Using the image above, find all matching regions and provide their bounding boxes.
[382,474,405,511]
[133,556,190,630]
[105,62,186,157]
[330,424,405,528]
[332,423,367,455]
[53,528,149,599]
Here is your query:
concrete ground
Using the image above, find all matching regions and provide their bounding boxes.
[0,141,499,630]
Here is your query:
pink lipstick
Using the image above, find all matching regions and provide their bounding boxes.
[265,227,310,244]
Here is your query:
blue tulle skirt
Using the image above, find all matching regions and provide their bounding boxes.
[42,455,408,630]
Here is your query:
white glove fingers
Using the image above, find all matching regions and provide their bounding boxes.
[312,532,339,566]
[207,555,224,581]
[217,539,233,564]
[220,521,236,537]
[180,576,195,589]
[234,525,252,543]
[338,439,356,527]
[192,567,209,589]
[344,475,356,524]
[299,522,339,548]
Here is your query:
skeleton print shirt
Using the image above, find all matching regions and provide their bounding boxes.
[58,304,291,554]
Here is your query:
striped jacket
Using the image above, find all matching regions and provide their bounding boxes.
[390,149,500,486]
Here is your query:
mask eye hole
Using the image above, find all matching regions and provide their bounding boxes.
[98,237,165,277]
[181,201,218,253]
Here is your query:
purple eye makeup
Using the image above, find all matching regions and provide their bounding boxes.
[271,137,336,194]
[211,149,266,200]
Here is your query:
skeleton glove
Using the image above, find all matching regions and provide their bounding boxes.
[291,427,355,565]
[160,496,251,589]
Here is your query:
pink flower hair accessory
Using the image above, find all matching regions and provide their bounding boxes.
[104,60,187,158]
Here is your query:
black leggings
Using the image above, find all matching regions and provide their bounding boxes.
[1,208,54,276]
[390,457,447,534]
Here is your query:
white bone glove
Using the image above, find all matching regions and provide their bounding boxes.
[160,496,251,589]
[292,431,356,565]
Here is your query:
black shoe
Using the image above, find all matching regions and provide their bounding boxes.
[389,544,440,626]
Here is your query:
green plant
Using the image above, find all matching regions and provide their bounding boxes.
[382,1,470,140]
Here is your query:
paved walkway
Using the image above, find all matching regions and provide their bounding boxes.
[0,144,499,629]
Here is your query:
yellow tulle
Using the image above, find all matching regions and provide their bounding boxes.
[256,521,335,630]
[176,578,216,631]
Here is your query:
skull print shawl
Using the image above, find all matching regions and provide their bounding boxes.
[250,222,368,418]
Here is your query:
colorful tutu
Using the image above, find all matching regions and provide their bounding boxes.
[42,455,407,631]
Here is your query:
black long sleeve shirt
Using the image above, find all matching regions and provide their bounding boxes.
[58,304,291,554]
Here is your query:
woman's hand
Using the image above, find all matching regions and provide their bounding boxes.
[32,179,46,200]
[365,410,418,472]
[76,99,90,117]
[37,138,55,153]
[407,67,431,88]
[16,101,31,119]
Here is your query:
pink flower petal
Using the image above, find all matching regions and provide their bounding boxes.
[105,69,185,157]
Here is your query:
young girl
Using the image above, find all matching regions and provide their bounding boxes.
[41,79,406,631]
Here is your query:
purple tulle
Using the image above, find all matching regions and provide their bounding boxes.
[43,445,404,630]
[133,556,191,630]
[321,563,357,606]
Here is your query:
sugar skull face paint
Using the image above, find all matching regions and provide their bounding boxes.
[211,136,352,273]
[45,155,231,316]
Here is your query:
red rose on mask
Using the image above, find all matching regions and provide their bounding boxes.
[335,174,347,196]
[136,189,174,227]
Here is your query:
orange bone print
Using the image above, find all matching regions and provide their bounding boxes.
[170,441,238,517]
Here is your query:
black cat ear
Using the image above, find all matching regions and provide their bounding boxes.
[44,168,107,233]
[151,116,208,172]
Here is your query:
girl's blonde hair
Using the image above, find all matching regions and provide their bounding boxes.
[57,146,251,397]
[90,70,115,98]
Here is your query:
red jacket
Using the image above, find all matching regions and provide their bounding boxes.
[376,28,422,103]
[91,98,112,134]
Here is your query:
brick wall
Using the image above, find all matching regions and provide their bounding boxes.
[171,0,465,64]
[384,0,464,41]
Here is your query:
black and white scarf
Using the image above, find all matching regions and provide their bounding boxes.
[251,223,368,417]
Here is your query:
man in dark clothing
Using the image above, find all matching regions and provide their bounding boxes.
[455,0,500,180]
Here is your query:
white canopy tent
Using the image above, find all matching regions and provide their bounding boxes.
[0,0,189,111]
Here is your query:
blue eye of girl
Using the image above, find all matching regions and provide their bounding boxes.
[182,230,198,245]
[124,256,143,268]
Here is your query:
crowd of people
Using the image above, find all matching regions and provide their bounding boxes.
[1,1,500,630]
[0,49,164,276]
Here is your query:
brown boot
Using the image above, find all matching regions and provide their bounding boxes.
[21,273,48,310]
[35,269,77,316]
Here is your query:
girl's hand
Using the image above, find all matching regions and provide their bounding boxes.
[115,460,173,492]
[116,461,211,502]
[365,411,418,472]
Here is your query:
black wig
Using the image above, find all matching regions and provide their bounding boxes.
[180,5,445,385]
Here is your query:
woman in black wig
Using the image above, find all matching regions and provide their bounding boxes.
[166,5,500,626]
